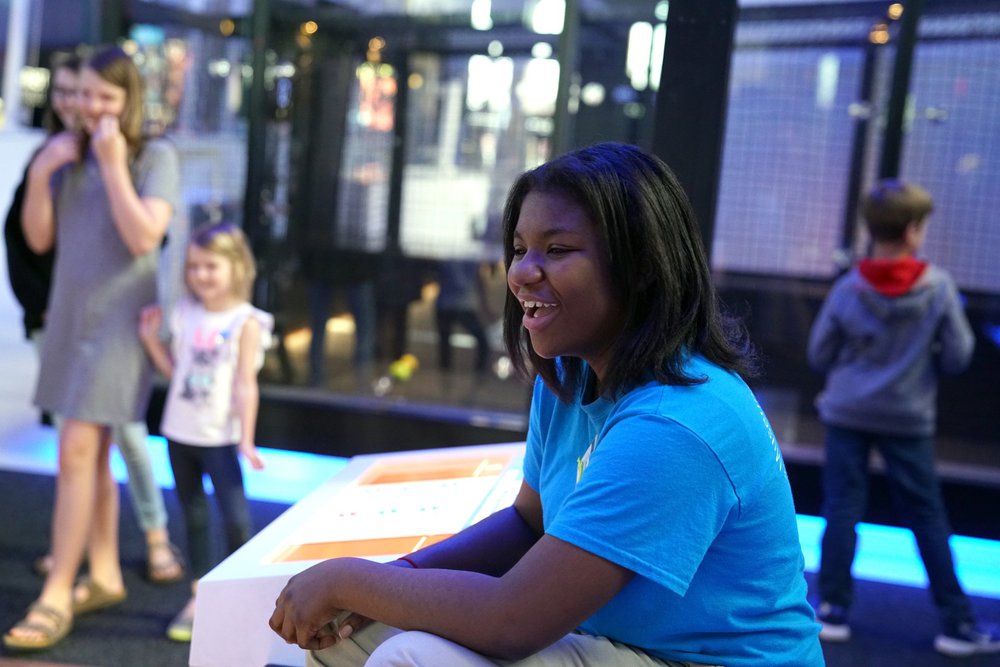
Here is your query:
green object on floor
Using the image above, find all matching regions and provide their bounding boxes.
[166,606,194,642]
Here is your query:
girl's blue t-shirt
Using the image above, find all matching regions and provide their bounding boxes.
[523,356,824,667]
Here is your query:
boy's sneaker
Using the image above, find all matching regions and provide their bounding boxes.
[816,602,851,642]
[934,621,1000,657]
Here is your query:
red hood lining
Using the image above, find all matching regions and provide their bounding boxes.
[858,257,928,297]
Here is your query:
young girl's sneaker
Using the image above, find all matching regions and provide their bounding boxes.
[934,621,1000,657]
[166,602,195,642]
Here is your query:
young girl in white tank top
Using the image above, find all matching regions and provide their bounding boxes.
[139,221,273,643]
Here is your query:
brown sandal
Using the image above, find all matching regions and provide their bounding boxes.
[3,601,73,651]
[147,541,185,584]
[72,577,127,616]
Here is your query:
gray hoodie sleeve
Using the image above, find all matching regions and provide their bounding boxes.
[934,273,975,374]
[807,278,847,374]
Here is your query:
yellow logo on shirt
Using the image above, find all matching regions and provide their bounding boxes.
[576,433,599,484]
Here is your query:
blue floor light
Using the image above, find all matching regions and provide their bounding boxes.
[10,429,999,599]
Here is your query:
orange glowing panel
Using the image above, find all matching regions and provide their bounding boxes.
[271,534,452,563]
[358,453,513,485]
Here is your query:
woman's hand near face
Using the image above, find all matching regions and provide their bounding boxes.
[91,114,128,167]
[31,131,80,176]
[22,131,79,253]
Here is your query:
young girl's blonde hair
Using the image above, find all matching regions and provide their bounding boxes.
[187,222,257,301]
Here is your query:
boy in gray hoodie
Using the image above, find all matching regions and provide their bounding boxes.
[808,179,997,657]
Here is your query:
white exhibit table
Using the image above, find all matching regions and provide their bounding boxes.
[189,442,525,667]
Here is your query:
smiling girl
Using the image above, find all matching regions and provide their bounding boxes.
[138,221,273,643]
[270,143,823,667]
[5,45,180,651]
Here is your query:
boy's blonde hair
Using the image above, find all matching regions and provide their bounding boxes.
[862,179,934,242]
[187,222,257,301]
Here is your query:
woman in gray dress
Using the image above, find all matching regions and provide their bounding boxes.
[11,49,185,592]
[4,46,180,651]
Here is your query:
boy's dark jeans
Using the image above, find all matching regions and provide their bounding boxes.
[818,424,971,630]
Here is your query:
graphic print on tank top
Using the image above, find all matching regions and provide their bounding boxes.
[180,325,234,405]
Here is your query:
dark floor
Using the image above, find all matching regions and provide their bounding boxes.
[0,470,289,667]
[1,468,999,666]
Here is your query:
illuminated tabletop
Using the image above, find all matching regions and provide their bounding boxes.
[189,442,525,667]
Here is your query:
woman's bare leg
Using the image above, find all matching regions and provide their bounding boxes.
[84,427,125,594]
[43,420,107,603]
[7,420,106,642]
